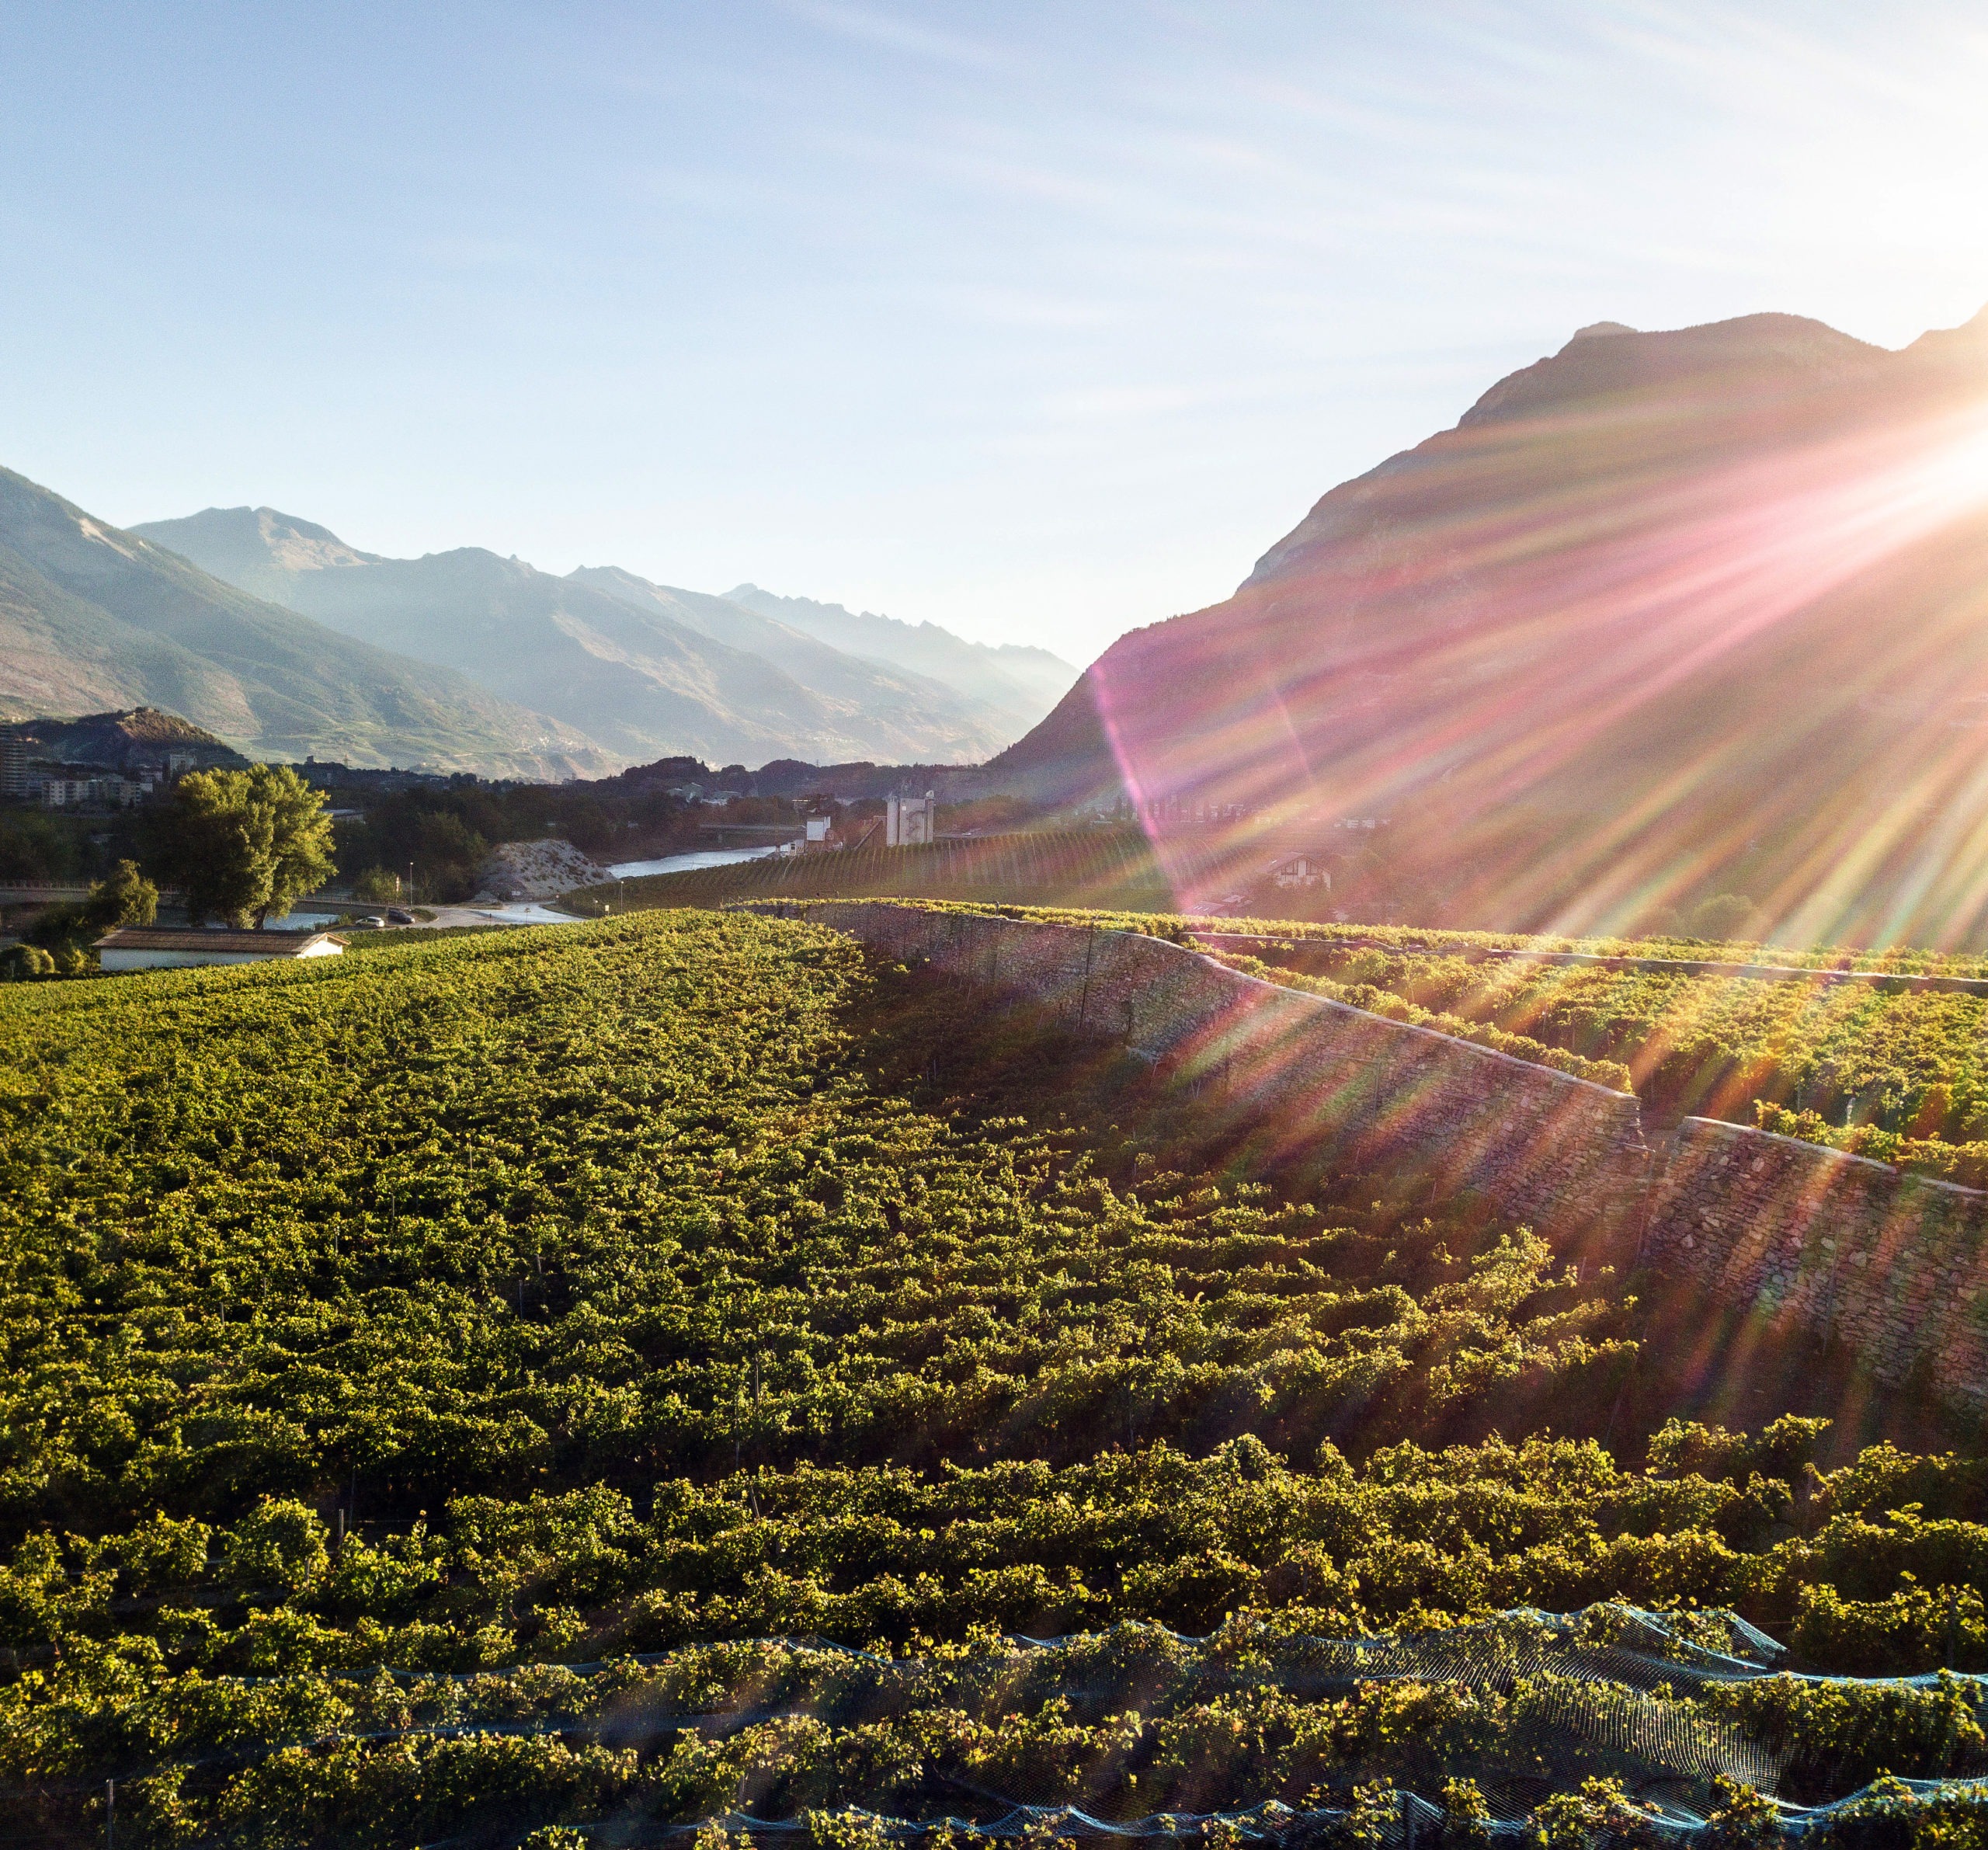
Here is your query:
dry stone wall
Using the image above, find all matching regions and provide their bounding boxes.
[770,901,1649,1268]
[751,899,1988,1418]
[1644,1118,1988,1408]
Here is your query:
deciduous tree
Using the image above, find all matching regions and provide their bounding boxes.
[85,858,158,930]
[161,764,335,926]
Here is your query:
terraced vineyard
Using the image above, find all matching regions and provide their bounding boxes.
[571,829,1298,916]
[7,911,1988,1847]
[870,902,1988,1187]
[1214,931,1988,1184]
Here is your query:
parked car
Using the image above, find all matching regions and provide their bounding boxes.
[386,908,415,925]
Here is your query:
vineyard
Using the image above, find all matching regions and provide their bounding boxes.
[8,911,1988,1847]
[847,901,1988,1188]
[574,830,1244,916]
[1211,934,1988,1185]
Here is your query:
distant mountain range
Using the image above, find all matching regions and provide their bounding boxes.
[721,583,1074,744]
[0,468,597,777]
[998,305,1988,945]
[131,509,1075,768]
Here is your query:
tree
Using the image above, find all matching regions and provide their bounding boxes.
[0,944,54,981]
[85,859,158,931]
[161,765,337,927]
[1688,892,1760,944]
[259,764,338,923]
[19,861,158,967]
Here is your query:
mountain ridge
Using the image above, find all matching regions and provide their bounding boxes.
[136,508,1039,767]
[0,469,599,776]
[567,565,1015,759]
[997,302,1988,946]
[723,582,1075,732]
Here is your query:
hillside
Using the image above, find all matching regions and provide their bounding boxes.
[726,580,1077,735]
[843,899,1988,1183]
[0,703,244,770]
[997,305,1988,949]
[0,467,597,776]
[568,563,1013,758]
[9,910,1988,1845]
[574,826,1183,913]
[137,506,1024,764]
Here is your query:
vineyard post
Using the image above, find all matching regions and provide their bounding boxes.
[106,1779,114,1850]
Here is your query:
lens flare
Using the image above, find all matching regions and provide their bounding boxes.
[1056,316,1988,948]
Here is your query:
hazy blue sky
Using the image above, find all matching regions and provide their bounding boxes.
[4,2,1986,663]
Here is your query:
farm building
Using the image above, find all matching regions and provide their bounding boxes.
[95,928,346,972]
[1269,852,1332,889]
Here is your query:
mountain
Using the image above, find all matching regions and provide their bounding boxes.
[0,468,596,776]
[723,583,1076,735]
[566,565,1016,760]
[137,509,1024,765]
[996,306,1988,946]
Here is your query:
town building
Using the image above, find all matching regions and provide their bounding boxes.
[40,774,150,809]
[886,791,936,847]
[95,928,346,972]
[0,738,34,802]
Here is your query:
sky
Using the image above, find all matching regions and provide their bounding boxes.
[3,2,1987,668]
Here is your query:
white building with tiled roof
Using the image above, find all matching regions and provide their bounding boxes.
[94,928,346,972]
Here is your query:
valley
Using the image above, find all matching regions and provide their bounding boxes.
[15,13,1988,1849]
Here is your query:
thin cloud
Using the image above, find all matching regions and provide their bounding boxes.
[781,0,1015,73]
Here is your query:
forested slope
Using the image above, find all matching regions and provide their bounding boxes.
[6,914,1988,1847]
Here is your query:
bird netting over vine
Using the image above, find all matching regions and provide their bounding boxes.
[96,1605,1988,1846]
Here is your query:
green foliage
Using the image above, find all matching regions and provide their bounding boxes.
[1205,948,1635,1092]
[1441,1775,1494,1845]
[1522,1775,1639,1849]
[589,829,1184,915]
[0,942,54,980]
[1701,1673,1986,1800]
[159,762,336,925]
[336,775,697,902]
[9,906,1988,1844]
[804,900,1988,1181]
[85,856,158,929]
[0,806,82,880]
[1701,1774,1781,1848]
[222,1497,332,1599]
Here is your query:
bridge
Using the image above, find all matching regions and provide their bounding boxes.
[0,882,96,904]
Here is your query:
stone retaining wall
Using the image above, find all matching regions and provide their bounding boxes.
[770,901,1649,1268]
[1645,1117,1988,1406]
[749,900,1988,1416]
